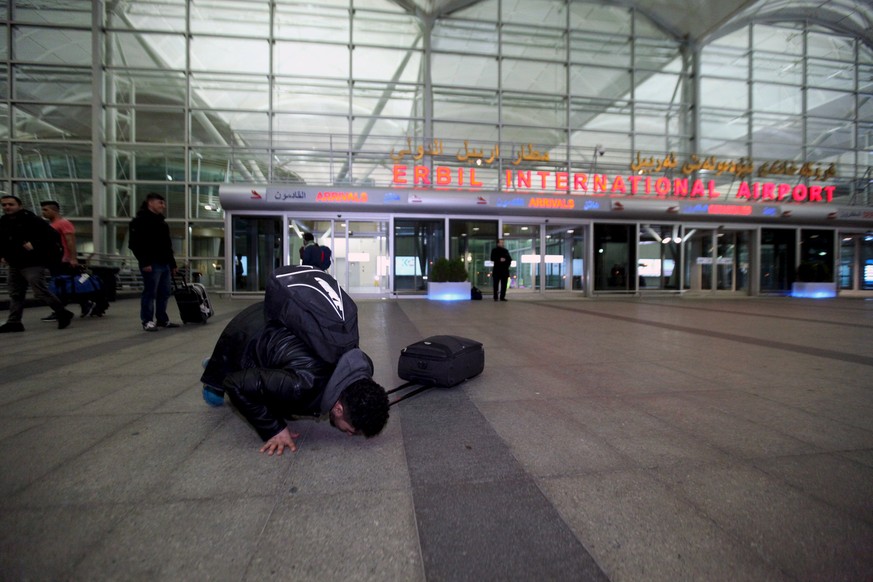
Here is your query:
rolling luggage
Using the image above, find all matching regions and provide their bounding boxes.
[390,335,485,406]
[397,335,485,388]
[173,276,214,324]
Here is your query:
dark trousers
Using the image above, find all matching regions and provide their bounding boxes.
[6,265,66,323]
[493,273,509,300]
[140,264,172,324]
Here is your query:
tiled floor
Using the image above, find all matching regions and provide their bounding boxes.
[1,294,872,581]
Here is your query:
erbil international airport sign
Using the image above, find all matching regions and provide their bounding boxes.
[389,141,838,204]
[220,142,869,220]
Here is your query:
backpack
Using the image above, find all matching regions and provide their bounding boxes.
[302,243,332,271]
[264,265,358,364]
[318,245,332,270]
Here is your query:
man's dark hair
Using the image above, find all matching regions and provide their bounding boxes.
[302,232,314,242]
[340,378,389,437]
[40,200,60,211]
[1,195,22,205]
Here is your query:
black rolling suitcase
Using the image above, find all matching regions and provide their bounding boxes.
[173,276,214,324]
[390,335,485,405]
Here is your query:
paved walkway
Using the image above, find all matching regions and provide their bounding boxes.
[1,294,872,581]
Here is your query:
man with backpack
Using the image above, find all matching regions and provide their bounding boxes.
[0,195,74,332]
[300,232,332,270]
[200,265,389,455]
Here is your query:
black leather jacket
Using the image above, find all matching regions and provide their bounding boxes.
[202,302,373,441]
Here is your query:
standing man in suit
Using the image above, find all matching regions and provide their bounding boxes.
[490,238,512,302]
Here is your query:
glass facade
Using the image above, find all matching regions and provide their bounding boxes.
[0,1,870,293]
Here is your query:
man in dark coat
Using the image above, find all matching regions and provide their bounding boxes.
[129,192,179,331]
[0,195,73,331]
[201,286,389,456]
[490,238,512,301]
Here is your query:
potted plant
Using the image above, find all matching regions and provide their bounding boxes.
[427,258,472,300]
[791,260,836,298]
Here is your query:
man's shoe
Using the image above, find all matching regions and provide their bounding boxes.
[57,310,74,330]
[41,313,57,322]
[500,298,508,301]
[0,322,25,333]
[157,321,181,329]
[80,301,95,318]
[143,321,159,332]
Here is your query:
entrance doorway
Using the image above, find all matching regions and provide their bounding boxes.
[683,228,751,294]
[394,218,445,294]
[289,218,390,295]
[232,215,282,292]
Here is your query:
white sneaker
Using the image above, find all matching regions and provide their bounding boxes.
[143,321,158,332]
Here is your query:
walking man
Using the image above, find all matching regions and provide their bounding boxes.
[129,192,179,332]
[0,195,73,332]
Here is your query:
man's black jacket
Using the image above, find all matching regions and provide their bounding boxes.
[129,208,176,269]
[201,302,374,441]
[0,208,59,269]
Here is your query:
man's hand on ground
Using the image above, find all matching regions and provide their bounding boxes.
[259,427,300,456]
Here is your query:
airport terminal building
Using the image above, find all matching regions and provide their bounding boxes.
[1,0,872,298]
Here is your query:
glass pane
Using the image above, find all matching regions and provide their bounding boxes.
[683,229,713,291]
[13,103,90,140]
[107,69,187,106]
[232,215,283,292]
[753,24,802,55]
[118,0,186,32]
[701,45,748,79]
[502,58,565,94]
[353,10,419,48]
[14,143,92,180]
[799,229,835,282]
[638,224,680,290]
[544,224,584,291]
[570,65,630,98]
[432,20,498,56]
[752,82,801,114]
[570,33,630,67]
[594,223,634,292]
[504,0,566,27]
[394,218,445,293]
[275,40,349,78]
[13,0,90,25]
[501,224,539,291]
[807,58,854,91]
[275,2,350,42]
[701,78,747,110]
[432,53,497,88]
[343,219,389,295]
[192,72,270,112]
[12,180,93,217]
[433,88,498,125]
[191,36,269,74]
[14,26,91,65]
[110,106,186,144]
[839,235,855,289]
[190,0,270,37]
[862,235,873,290]
[14,66,91,103]
[449,219,498,290]
[502,24,566,60]
[760,228,795,293]
[106,32,185,70]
